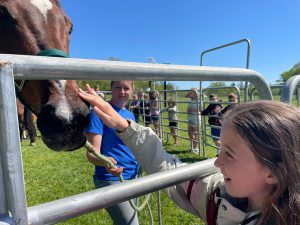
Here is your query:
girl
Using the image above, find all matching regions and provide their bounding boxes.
[79,86,300,225]
[201,94,223,155]
[160,99,178,144]
[186,88,201,154]
[149,90,161,137]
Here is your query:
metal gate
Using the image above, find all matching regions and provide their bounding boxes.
[0,54,272,224]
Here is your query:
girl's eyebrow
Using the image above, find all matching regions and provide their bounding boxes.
[223,144,236,155]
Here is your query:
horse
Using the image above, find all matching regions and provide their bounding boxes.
[0,0,90,151]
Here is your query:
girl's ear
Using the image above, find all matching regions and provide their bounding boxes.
[265,172,278,184]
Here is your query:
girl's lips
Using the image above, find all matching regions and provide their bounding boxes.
[221,172,231,181]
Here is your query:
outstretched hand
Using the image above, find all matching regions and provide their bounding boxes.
[78,84,129,132]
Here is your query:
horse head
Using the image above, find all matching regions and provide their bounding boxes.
[0,0,90,151]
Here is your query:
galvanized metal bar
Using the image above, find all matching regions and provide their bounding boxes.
[0,54,272,100]
[200,39,251,102]
[27,158,218,225]
[200,38,251,68]
[0,64,28,225]
[280,75,300,103]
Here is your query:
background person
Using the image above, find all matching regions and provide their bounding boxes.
[79,88,300,225]
[201,94,222,155]
[85,81,139,225]
[160,99,178,144]
[150,90,161,137]
[186,88,201,154]
[221,92,238,115]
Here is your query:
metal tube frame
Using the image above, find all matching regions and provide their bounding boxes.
[0,64,28,224]
[280,75,300,104]
[200,38,251,102]
[0,54,272,225]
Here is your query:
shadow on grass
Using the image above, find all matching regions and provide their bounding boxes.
[180,157,207,163]
[166,149,191,155]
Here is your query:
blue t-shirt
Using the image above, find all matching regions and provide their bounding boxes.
[86,103,138,180]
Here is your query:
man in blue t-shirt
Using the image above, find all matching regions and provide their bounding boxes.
[85,80,139,225]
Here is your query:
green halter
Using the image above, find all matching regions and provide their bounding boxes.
[37,48,69,58]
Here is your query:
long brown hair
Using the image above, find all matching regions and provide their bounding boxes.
[225,100,300,225]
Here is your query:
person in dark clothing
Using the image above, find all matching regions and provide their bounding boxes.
[130,94,140,123]
[201,94,222,154]
[221,93,238,115]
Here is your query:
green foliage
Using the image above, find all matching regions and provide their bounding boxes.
[208,81,226,87]
[77,80,175,92]
[280,61,300,82]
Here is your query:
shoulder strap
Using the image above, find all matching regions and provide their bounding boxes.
[187,179,195,201]
[206,187,221,225]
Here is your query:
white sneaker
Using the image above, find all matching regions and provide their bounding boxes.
[190,148,199,154]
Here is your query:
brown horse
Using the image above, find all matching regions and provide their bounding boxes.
[0,0,90,151]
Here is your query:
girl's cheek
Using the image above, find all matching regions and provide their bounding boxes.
[214,156,222,168]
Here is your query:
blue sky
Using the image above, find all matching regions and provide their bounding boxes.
[61,0,300,89]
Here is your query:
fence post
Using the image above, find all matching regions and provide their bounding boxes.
[0,64,28,224]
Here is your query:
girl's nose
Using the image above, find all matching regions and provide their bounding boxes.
[214,153,222,168]
[119,87,126,93]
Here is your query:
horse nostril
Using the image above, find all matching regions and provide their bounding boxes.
[37,105,65,135]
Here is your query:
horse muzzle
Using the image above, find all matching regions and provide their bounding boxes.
[36,103,90,151]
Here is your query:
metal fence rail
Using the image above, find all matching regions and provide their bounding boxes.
[0,54,273,225]
[0,54,272,100]
[280,75,300,104]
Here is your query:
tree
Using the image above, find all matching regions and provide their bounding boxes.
[208,81,226,87]
[279,61,300,82]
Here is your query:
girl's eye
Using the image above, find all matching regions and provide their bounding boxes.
[225,151,233,159]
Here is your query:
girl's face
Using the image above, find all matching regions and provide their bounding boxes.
[111,81,133,106]
[168,101,175,107]
[214,120,277,211]
[152,92,158,98]
[209,96,217,102]
[188,91,197,99]
[214,105,221,113]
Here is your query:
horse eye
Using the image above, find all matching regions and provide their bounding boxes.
[69,23,73,35]
[0,6,9,19]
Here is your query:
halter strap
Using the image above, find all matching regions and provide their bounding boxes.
[36,48,69,58]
